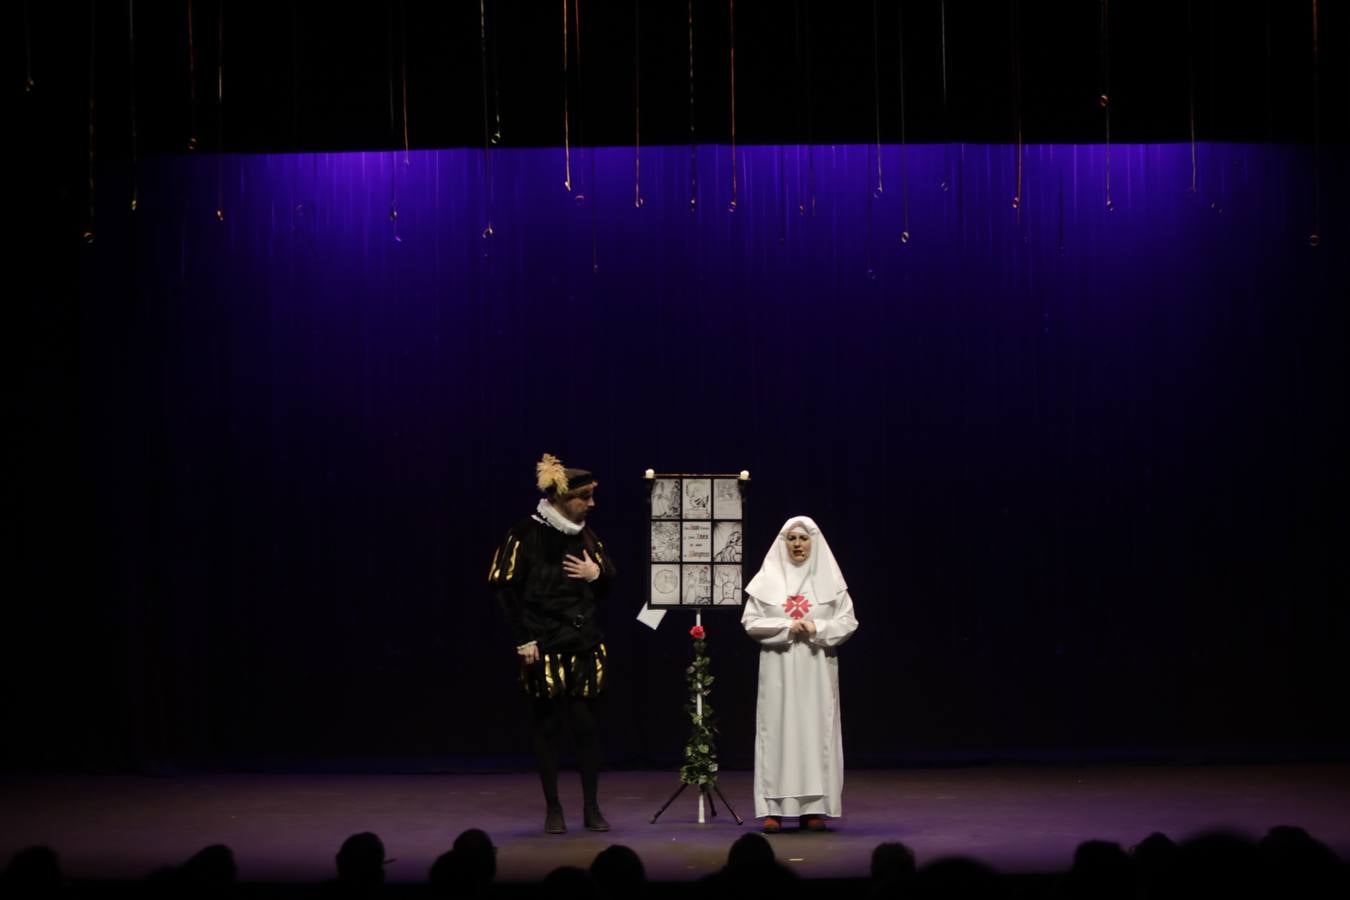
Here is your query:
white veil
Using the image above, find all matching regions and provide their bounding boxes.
[744,515,848,608]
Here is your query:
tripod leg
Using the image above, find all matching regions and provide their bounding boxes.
[712,783,744,825]
[650,782,690,824]
[703,785,718,818]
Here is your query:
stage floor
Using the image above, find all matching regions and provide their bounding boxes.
[3,764,1348,883]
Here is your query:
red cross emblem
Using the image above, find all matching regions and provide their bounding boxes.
[785,594,811,619]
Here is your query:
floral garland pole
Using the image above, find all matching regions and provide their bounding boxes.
[680,623,720,791]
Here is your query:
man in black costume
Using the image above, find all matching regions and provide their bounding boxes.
[488,453,615,834]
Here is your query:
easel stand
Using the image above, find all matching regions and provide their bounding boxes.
[649,778,743,825]
[649,612,744,826]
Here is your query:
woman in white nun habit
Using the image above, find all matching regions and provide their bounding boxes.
[741,516,859,833]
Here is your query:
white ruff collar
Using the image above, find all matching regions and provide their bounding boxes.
[535,498,584,535]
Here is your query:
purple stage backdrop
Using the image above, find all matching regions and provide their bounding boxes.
[16,142,1344,772]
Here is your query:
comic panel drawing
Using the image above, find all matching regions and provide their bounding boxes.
[682,521,712,562]
[651,564,680,605]
[712,521,743,562]
[683,478,712,519]
[651,478,682,519]
[682,564,712,605]
[651,522,681,562]
[714,565,742,605]
[713,478,742,520]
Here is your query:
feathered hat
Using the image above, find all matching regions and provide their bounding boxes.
[536,452,597,497]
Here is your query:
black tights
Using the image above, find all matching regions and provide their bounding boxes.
[531,695,601,809]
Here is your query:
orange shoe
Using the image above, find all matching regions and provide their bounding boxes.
[800,815,827,832]
[761,816,782,833]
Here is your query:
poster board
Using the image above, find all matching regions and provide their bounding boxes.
[646,472,747,610]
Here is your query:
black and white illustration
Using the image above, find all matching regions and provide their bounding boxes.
[714,565,742,605]
[713,478,742,520]
[651,564,680,605]
[682,521,712,562]
[712,521,743,562]
[647,472,745,611]
[651,522,681,562]
[682,564,712,605]
[683,479,712,519]
[651,478,682,519]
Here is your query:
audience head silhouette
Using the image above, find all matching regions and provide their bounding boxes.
[336,832,389,887]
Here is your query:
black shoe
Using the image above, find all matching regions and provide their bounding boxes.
[583,804,610,832]
[545,806,567,834]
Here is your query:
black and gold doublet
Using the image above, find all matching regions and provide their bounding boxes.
[489,514,615,698]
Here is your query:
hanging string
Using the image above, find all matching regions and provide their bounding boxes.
[1207,0,1220,212]
[83,0,95,243]
[1309,0,1320,246]
[490,0,501,144]
[864,0,878,279]
[939,0,949,106]
[24,0,34,91]
[385,5,396,138]
[1100,0,1112,211]
[215,1,224,221]
[898,0,910,243]
[562,0,571,191]
[574,0,587,203]
[805,1,814,215]
[129,0,138,211]
[728,0,738,212]
[794,0,805,215]
[480,0,495,238]
[386,4,400,237]
[870,0,883,198]
[400,0,409,166]
[633,0,643,208]
[940,0,951,192]
[1186,0,1197,194]
[1011,0,1022,216]
[187,0,198,150]
[572,0,595,265]
[290,1,304,230]
[729,0,739,213]
[398,1,410,240]
[688,0,697,212]
[396,2,408,242]
[790,0,814,216]
[391,9,409,236]
[291,0,299,151]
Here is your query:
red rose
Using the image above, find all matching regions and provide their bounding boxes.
[690,624,706,639]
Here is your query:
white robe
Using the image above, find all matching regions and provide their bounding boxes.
[742,580,858,818]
